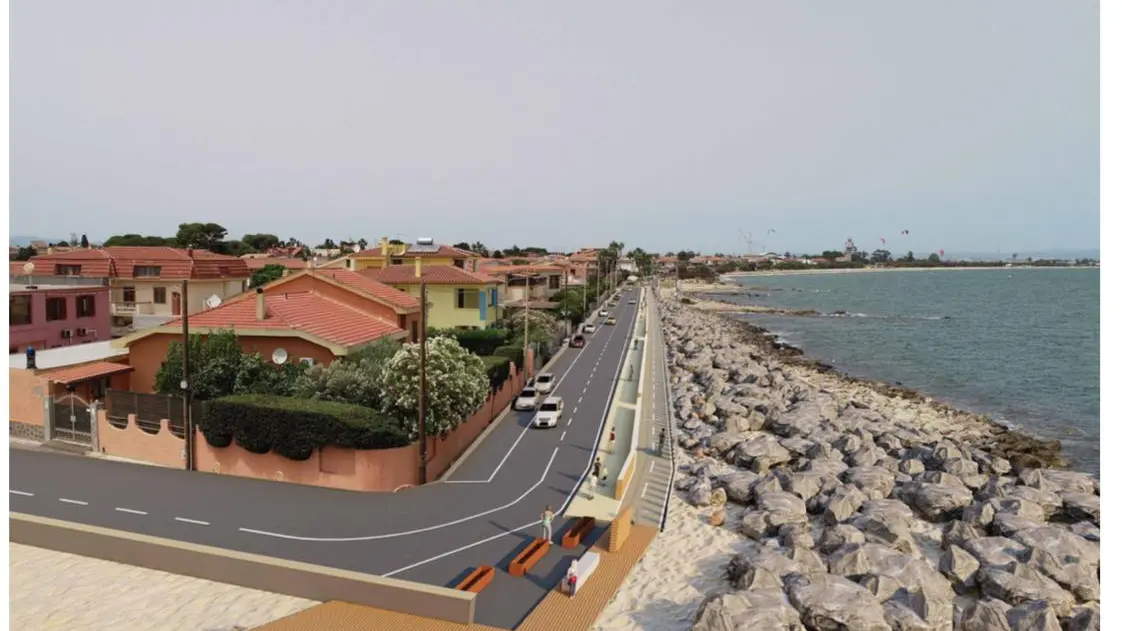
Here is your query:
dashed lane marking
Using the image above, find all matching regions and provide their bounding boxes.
[9,490,33,497]
[59,498,88,506]
[561,431,567,442]
[115,507,148,516]
[175,517,210,526]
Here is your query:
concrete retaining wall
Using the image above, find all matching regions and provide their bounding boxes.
[10,512,477,624]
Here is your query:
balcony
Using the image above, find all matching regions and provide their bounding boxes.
[111,301,156,316]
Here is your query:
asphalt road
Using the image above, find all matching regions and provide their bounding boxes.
[8,287,643,629]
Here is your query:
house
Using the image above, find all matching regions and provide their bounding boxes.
[324,237,480,273]
[241,256,310,272]
[483,264,567,309]
[114,269,418,393]
[25,247,251,338]
[360,260,503,330]
[9,283,112,353]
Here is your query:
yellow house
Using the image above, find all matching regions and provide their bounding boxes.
[360,260,503,330]
[321,237,480,273]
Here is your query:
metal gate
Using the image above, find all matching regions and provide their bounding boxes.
[52,394,93,445]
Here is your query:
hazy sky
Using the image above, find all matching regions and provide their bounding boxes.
[10,1,1099,256]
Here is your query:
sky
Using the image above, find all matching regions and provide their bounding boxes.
[9,1,1100,257]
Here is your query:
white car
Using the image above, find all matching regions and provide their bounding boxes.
[513,387,539,411]
[534,372,556,394]
[599,309,609,317]
[582,323,596,334]
[628,299,636,304]
[533,397,564,428]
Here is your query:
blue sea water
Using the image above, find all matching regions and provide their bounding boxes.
[725,268,1100,473]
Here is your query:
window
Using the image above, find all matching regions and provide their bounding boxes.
[454,259,465,269]
[411,320,419,342]
[134,266,161,277]
[391,258,404,265]
[77,295,97,317]
[153,287,167,304]
[455,288,479,309]
[549,275,561,290]
[122,287,136,303]
[10,295,32,326]
[55,264,82,276]
[46,297,67,321]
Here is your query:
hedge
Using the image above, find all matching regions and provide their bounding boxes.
[494,344,525,372]
[431,327,510,356]
[480,355,513,391]
[199,394,411,461]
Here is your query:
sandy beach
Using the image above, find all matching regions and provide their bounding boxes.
[9,543,318,631]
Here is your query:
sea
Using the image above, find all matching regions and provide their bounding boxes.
[722,268,1100,474]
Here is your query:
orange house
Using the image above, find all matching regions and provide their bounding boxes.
[115,269,420,393]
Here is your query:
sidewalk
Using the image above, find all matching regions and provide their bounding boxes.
[620,294,675,528]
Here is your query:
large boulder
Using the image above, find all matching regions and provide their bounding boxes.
[904,482,975,521]
[757,491,809,528]
[818,524,866,554]
[717,470,760,505]
[824,484,868,525]
[843,466,897,500]
[691,589,803,631]
[1060,492,1100,524]
[958,597,1013,631]
[785,572,891,631]
[965,537,1031,570]
[731,434,793,472]
[940,544,982,590]
[978,564,1076,619]
[687,476,714,507]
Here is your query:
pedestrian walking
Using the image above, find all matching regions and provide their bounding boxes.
[565,560,579,597]
[658,428,667,455]
[592,457,603,486]
[541,505,554,542]
[608,427,617,454]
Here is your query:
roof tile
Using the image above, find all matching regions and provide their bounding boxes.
[360,265,500,286]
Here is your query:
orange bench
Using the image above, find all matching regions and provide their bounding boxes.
[455,566,495,593]
[562,516,597,549]
[509,537,551,577]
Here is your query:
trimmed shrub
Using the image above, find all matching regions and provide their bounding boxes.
[480,355,513,391]
[199,394,411,461]
[494,344,525,372]
[441,328,510,356]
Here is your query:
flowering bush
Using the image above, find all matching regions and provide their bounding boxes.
[380,336,489,439]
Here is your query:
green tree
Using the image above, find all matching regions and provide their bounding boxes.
[154,328,301,399]
[551,289,587,325]
[903,251,916,263]
[821,250,844,260]
[870,249,893,264]
[242,233,281,252]
[249,264,288,288]
[13,246,37,261]
[174,223,229,252]
[104,234,175,247]
[453,242,472,251]
[80,234,89,248]
[927,252,941,263]
[380,337,489,439]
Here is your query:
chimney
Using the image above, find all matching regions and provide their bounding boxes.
[381,237,389,269]
[255,287,266,320]
[187,248,194,258]
[414,257,422,278]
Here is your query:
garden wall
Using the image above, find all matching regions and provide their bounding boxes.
[96,366,526,492]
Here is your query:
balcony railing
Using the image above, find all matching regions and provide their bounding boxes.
[111,301,156,316]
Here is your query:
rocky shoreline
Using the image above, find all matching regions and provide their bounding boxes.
[660,297,1099,631]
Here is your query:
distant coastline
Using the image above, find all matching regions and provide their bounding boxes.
[720,264,1097,279]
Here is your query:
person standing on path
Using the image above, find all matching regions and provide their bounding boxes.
[592,457,603,486]
[541,506,554,542]
[608,427,617,454]
[658,428,667,455]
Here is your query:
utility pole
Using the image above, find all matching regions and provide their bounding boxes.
[418,280,429,484]
[562,266,570,335]
[180,279,194,471]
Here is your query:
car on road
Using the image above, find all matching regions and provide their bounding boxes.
[533,396,564,428]
[628,299,636,304]
[605,316,617,325]
[599,309,609,317]
[513,387,540,411]
[534,372,556,394]
[582,323,596,334]
[570,334,586,348]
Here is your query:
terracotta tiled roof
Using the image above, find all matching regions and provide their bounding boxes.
[485,264,566,275]
[311,269,420,309]
[157,291,404,348]
[28,247,250,280]
[352,243,474,259]
[42,361,134,385]
[360,265,499,286]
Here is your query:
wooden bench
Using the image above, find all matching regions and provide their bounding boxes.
[562,550,601,595]
[509,538,550,577]
[455,566,495,593]
[562,516,596,549]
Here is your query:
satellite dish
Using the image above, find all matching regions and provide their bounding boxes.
[271,348,289,365]
[22,262,35,275]
[204,294,222,309]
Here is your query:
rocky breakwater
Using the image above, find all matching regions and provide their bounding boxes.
[662,300,1100,631]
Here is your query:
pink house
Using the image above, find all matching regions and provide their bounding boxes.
[9,284,112,353]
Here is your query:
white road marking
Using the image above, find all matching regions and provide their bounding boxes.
[567,418,573,427]
[642,483,649,499]
[241,448,561,543]
[561,431,567,442]
[383,520,540,578]
[649,462,655,473]
[175,517,210,526]
[115,507,148,515]
[9,490,34,497]
[59,498,88,506]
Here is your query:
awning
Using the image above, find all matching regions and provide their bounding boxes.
[42,361,135,385]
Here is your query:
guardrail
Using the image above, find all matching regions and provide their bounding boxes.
[655,295,676,532]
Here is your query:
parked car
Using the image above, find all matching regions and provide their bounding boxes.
[582,323,596,334]
[533,396,564,428]
[513,387,540,411]
[534,372,556,394]
[599,309,609,317]
[628,299,636,304]
[570,334,586,348]
[605,316,617,325]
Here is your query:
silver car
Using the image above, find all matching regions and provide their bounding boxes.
[513,387,539,411]
[534,372,556,394]
[533,397,564,428]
